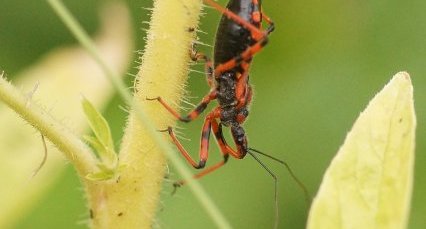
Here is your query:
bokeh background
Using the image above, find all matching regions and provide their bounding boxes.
[0,0,425,228]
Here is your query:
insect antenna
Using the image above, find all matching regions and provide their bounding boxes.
[247,150,280,229]
[248,147,311,209]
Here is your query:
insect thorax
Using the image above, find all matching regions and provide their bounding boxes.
[216,72,249,126]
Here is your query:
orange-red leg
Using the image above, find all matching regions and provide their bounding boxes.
[166,110,219,169]
[173,160,228,189]
[173,117,248,189]
[147,90,217,123]
[214,37,269,75]
[235,62,252,109]
[203,0,265,40]
[212,119,246,159]
[203,0,274,76]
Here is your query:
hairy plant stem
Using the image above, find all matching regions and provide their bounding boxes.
[46,0,231,228]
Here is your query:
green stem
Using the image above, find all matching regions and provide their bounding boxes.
[0,74,97,177]
[46,0,131,104]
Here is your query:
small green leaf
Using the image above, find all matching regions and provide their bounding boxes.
[307,72,416,229]
[85,163,127,181]
[81,96,114,148]
[81,96,117,166]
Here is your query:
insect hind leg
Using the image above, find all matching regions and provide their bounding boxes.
[172,111,231,191]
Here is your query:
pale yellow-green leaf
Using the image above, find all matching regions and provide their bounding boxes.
[0,3,132,228]
[307,72,416,229]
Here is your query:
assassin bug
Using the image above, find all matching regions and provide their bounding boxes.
[148,0,309,228]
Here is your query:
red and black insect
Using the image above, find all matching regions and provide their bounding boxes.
[148,0,308,228]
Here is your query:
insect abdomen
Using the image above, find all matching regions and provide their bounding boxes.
[213,0,260,67]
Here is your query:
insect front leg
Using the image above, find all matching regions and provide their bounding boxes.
[165,109,220,169]
[235,64,253,109]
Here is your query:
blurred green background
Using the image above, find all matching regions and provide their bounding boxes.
[0,0,425,228]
